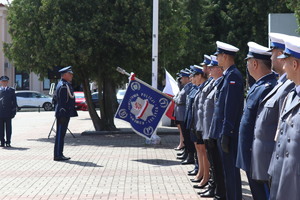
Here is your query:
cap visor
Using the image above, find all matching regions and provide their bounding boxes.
[277,54,289,59]
[214,51,220,56]
[267,47,274,52]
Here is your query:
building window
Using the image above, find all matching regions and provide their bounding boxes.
[43,78,51,90]
[15,72,29,90]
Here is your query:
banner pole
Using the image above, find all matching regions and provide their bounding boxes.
[116,67,172,100]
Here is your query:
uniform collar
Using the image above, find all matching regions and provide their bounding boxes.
[296,85,300,97]
[222,65,235,76]
[255,72,275,85]
[278,73,287,83]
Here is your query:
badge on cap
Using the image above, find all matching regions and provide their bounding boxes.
[0,76,9,81]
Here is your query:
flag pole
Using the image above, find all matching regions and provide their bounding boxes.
[116,67,172,100]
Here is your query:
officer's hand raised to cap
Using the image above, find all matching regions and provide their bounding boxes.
[221,135,230,153]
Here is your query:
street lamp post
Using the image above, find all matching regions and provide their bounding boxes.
[152,0,159,89]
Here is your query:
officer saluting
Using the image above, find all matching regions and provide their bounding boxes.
[268,36,300,200]
[0,76,17,147]
[54,66,78,161]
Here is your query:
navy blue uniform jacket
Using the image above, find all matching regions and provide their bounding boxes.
[236,73,277,172]
[0,87,17,118]
[209,65,244,139]
[54,79,78,118]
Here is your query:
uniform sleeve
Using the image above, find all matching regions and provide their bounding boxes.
[11,89,17,117]
[222,74,244,137]
[57,85,68,117]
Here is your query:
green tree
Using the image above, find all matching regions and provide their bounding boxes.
[4,0,190,130]
[286,0,300,33]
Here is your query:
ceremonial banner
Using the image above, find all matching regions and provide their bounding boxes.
[115,78,172,139]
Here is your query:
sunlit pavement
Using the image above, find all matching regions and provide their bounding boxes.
[0,111,252,200]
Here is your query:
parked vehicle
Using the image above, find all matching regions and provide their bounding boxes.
[15,91,53,111]
[117,89,126,105]
[92,92,100,108]
[74,91,88,111]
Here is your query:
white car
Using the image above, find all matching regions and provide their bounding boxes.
[117,89,126,104]
[15,91,53,111]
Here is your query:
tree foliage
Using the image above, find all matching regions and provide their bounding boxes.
[3,0,293,131]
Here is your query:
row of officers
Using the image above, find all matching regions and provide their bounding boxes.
[173,32,300,200]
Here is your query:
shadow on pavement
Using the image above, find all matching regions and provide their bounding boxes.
[64,160,103,167]
[30,133,175,150]
[132,158,180,166]
[2,146,30,151]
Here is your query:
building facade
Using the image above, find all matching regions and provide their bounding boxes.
[0,4,51,94]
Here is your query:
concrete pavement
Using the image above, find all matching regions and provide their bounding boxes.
[0,111,253,200]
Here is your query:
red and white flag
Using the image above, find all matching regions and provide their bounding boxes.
[163,70,179,120]
[163,70,180,96]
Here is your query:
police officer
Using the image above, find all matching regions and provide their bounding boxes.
[192,59,213,189]
[209,41,244,200]
[200,56,225,198]
[189,64,210,186]
[54,66,78,161]
[174,69,191,151]
[268,36,300,200]
[236,42,277,199]
[0,76,17,147]
[251,33,294,198]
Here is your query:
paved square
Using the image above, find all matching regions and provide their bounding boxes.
[0,111,252,199]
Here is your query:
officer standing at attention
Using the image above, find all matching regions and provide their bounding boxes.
[209,41,244,200]
[268,36,300,200]
[251,33,294,198]
[201,56,225,198]
[54,66,78,161]
[174,69,192,152]
[236,42,277,199]
[174,69,193,160]
[0,76,17,147]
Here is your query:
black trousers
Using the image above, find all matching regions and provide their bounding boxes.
[54,117,70,157]
[207,138,226,198]
[0,117,12,145]
[179,121,195,153]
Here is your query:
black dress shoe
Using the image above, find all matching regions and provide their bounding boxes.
[54,156,71,161]
[0,143,4,147]
[5,143,11,147]
[177,151,185,156]
[190,177,202,182]
[213,196,226,200]
[197,188,209,195]
[188,170,198,176]
[193,182,208,189]
[200,189,215,197]
[181,159,194,165]
[174,146,185,151]
[176,152,188,160]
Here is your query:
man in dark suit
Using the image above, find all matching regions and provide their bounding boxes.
[268,36,300,200]
[236,42,277,199]
[251,33,294,199]
[0,76,17,147]
[54,66,78,161]
[209,41,244,200]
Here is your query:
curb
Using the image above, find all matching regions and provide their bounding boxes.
[82,127,179,136]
